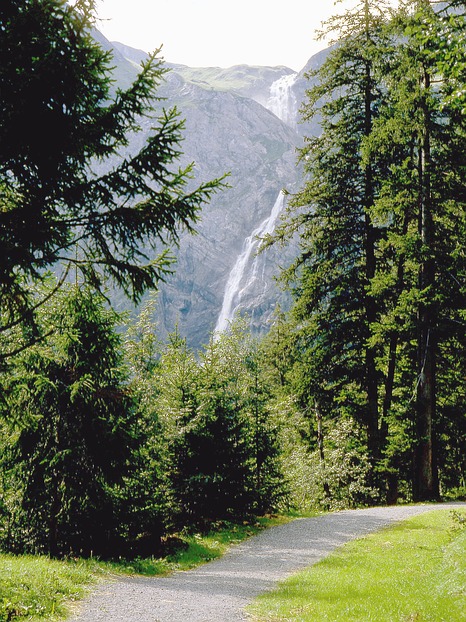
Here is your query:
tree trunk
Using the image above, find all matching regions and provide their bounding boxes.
[414,66,440,501]
[363,38,380,462]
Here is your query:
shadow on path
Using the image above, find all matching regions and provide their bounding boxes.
[69,503,466,622]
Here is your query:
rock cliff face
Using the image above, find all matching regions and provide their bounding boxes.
[105,38,327,349]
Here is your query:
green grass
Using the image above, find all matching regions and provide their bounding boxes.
[247,509,466,622]
[0,516,288,621]
[0,555,109,621]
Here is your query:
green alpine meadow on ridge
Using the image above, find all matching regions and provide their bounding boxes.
[0,1,464,618]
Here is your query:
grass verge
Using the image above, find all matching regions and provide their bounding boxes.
[0,515,288,621]
[247,509,466,622]
[0,555,107,622]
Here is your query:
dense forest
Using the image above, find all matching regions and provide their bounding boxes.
[0,0,465,559]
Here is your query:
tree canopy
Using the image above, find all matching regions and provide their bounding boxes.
[269,0,466,502]
[0,0,222,356]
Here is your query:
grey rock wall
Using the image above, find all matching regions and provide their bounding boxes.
[106,38,326,348]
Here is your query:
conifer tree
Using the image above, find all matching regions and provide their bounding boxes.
[219,319,285,514]
[158,319,285,528]
[274,0,393,465]
[123,295,170,550]
[270,0,465,503]
[177,331,255,527]
[368,0,466,500]
[2,285,146,556]
[0,0,222,357]
[152,328,200,528]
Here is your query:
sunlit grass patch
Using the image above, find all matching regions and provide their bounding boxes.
[0,554,107,621]
[248,509,466,622]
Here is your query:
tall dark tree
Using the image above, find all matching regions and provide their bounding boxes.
[273,0,393,465]
[369,0,466,500]
[268,0,465,503]
[2,285,147,557]
[173,331,255,528]
[411,0,439,501]
[158,319,285,528]
[122,295,170,552]
[219,319,285,514]
[0,0,222,359]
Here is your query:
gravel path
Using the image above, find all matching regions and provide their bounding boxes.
[69,503,465,622]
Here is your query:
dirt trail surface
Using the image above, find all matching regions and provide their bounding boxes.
[70,503,465,622]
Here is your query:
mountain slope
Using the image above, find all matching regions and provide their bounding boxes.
[106,38,325,348]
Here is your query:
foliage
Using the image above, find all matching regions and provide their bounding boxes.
[369,0,466,500]
[243,344,285,514]
[316,419,379,510]
[265,0,466,504]
[0,0,223,359]
[274,411,377,512]
[0,284,161,558]
[152,327,203,528]
[270,0,395,472]
[122,294,171,545]
[0,294,287,557]
[157,319,285,529]
[1,0,465,570]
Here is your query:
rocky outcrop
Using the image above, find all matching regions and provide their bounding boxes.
[106,39,325,348]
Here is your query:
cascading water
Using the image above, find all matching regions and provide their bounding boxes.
[214,72,298,336]
[215,192,285,334]
[266,72,298,127]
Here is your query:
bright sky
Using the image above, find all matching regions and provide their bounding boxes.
[96,0,356,71]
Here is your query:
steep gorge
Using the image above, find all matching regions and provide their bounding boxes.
[102,34,327,348]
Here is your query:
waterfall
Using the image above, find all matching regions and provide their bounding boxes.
[215,192,285,334]
[266,73,298,127]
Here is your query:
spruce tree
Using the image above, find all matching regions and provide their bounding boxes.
[368,0,466,500]
[152,328,200,528]
[179,331,255,527]
[274,0,393,466]
[2,285,147,557]
[0,0,222,356]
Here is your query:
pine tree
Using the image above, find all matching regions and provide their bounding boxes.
[366,0,466,499]
[152,328,200,528]
[2,285,147,556]
[274,0,393,466]
[122,295,170,553]
[0,0,223,357]
[158,319,286,528]
[269,0,465,503]
[175,330,255,527]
